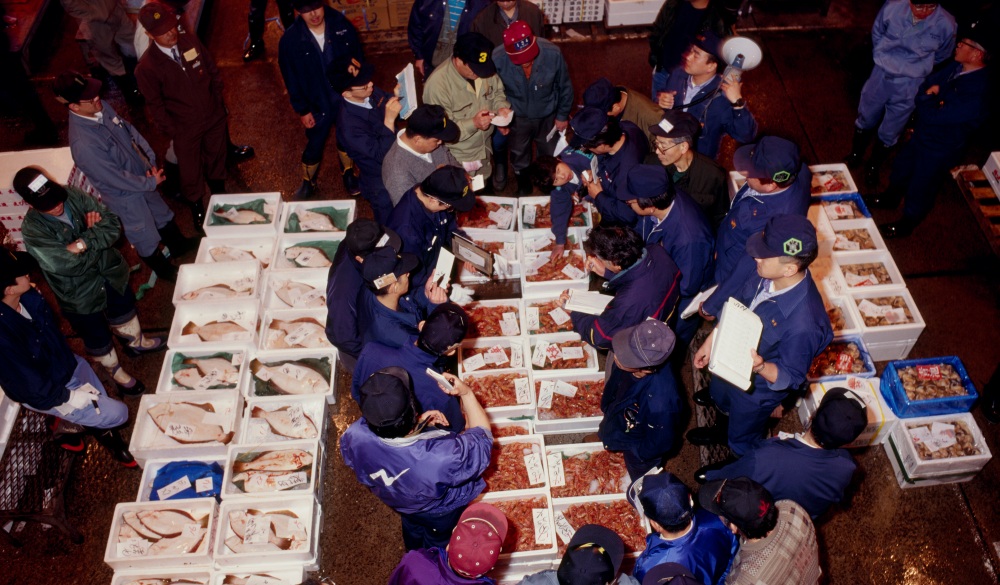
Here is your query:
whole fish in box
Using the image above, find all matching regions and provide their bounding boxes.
[213,208,268,224]
[250,406,318,439]
[284,246,332,268]
[232,470,310,493]
[183,357,240,386]
[222,577,281,585]
[297,209,338,231]
[123,510,162,540]
[233,449,313,473]
[182,320,252,342]
[251,360,327,395]
[173,367,205,389]
[266,318,330,349]
[147,527,207,555]
[274,280,325,308]
[135,509,197,537]
[210,246,260,264]
[146,402,235,444]
[123,580,207,585]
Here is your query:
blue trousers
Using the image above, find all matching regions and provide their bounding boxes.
[400,505,466,551]
[889,139,958,224]
[709,377,783,457]
[101,190,174,256]
[26,355,128,429]
[302,109,336,166]
[855,66,923,147]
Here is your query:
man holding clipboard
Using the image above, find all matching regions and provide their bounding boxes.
[687,215,831,456]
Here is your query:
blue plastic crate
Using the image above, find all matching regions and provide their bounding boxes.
[813,193,872,219]
[880,356,978,418]
[806,335,876,383]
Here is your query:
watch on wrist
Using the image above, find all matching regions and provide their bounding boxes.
[730,97,746,109]
[75,241,85,252]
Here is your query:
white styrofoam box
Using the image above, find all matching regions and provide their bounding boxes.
[823,295,863,339]
[522,295,576,337]
[168,299,260,350]
[136,455,226,502]
[605,0,665,27]
[196,236,276,270]
[173,260,261,305]
[222,439,323,502]
[104,498,217,570]
[490,417,535,437]
[532,371,605,434]
[810,256,848,300]
[884,412,992,488]
[478,488,559,562]
[0,147,76,191]
[484,434,550,494]
[808,203,836,257]
[517,195,593,232]
[829,218,888,254]
[562,0,605,23]
[983,152,1000,200]
[238,395,328,445]
[864,339,919,363]
[210,568,306,585]
[464,298,526,339]
[458,337,528,377]
[130,390,242,466]
[457,228,521,283]
[111,568,213,585]
[851,288,925,352]
[203,192,282,238]
[214,496,319,568]
[521,250,591,297]
[271,232,345,271]
[809,163,859,196]
[526,0,564,25]
[798,377,897,448]
[457,195,519,231]
[463,368,536,419]
[280,199,355,233]
[834,249,907,294]
[245,349,337,404]
[528,332,599,375]
[519,226,588,257]
[258,308,334,353]
[545,442,630,499]
[494,560,560,585]
[263,269,329,310]
[157,347,249,394]
[552,493,650,557]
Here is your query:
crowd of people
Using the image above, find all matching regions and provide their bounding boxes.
[0,0,997,583]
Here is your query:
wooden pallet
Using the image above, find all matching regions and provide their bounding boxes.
[956,168,1000,256]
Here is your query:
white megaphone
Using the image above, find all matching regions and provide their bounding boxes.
[720,36,763,84]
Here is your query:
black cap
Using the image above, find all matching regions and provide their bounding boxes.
[417,303,469,355]
[292,0,324,12]
[406,105,460,142]
[329,56,375,93]
[692,30,723,61]
[569,107,609,148]
[745,214,818,260]
[53,71,102,105]
[649,109,701,140]
[344,219,402,257]
[963,20,993,55]
[620,164,673,203]
[12,167,68,212]
[733,136,800,181]
[358,366,415,428]
[582,77,619,113]
[698,477,776,536]
[0,248,31,290]
[556,524,625,585]
[420,166,475,212]
[453,32,496,78]
[361,247,421,289]
[642,563,705,585]
[811,387,868,448]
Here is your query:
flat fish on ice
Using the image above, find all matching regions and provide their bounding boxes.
[214,208,268,224]
[184,357,240,385]
[146,402,235,444]
[147,527,207,556]
[135,509,199,537]
[296,209,338,232]
[209,246,258,263]
[266,318,330,349]
[251,406,318,439]
[250,360,327,395]
[181,284,250,301]
[182,321,252,342]
[274,280,325,308]
[232,449,313,473]
[283,246,332,268]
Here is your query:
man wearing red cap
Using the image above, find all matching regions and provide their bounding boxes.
[492,20,573,194]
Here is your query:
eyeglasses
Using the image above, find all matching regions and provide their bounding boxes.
[653,140,682,154]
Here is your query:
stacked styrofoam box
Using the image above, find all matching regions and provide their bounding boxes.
[155,347,249,394]
[981,151,1000,200]
[517,196,594,232]
[211,569,306,585]
[129,390,243,467]
[214,496,322,571]
[528,332,600,375]
[605,0,665,27]
[884,412,992,488]
[203,193,282,238]
[521,250,591,297]
[104,498,218,571]
[195,236,276,270]
[834,250,907,295]
[809,163,859,196]
[527,0,564,25]
[168,299,260,350]
[459,337,529,377]
[848,288,925,362]
[562,0,605,22]
[457,229,522,283]
[111,568,213,585]
[279,200,356,234]
[271,232,345,271]
[484,434,551,493]
[520,226,587,258]
[172,261,262,305]
[464,368,537,419]
[136,455,227,502]
[552,493,650,556]
[463,298,527,340]
[545,442,630,498]
[798,376,897,448]
[0,386,21,459]
[239,395,329,446]
[244,349,337,405]
[221,439,324,504]
[479,488,559,567]
[457,195,519,231]
[262,269,329,310]
[532,371,605,434]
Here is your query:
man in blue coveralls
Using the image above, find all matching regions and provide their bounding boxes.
[844,1,956,188]
[687,215,833,456]
[524,149,593,257]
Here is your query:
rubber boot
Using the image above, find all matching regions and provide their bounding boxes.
[161,161,182,200]
[338,150,361,196]
[189,199,207,235]
[294,163,319,200]
[157,220,197,256]
[515,172,533,196]
[844,127,874,168]
[864,142,890,189]
[493,143,509,192]
[208,179,227,194]
[89,427,138,467]
[112,73,143,106]
[111,316,167,358]
[140,250,178,282]
[92,348,146,396]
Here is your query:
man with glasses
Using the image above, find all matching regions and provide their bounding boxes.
[382,105,463,206]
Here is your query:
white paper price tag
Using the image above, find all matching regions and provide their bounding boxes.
[560,346,585,360]
[502,241,518,260]
[221,207,240,219]
[547,452,566,487]
[488,207,514,229]
[284,324,316,346]
[483,345,509,365]
[471,174,486,191]
[532,342,550,367]
[884,307,908,324]
[514,377,532,404]
[537,380,555,409]
[500,312,520,336]
[255,366,273,381]
[526,307,540,331]
[274,471,308,491]
[195,477,214,493]
[510,344,524,368]
[292,249,317,267]
[562,264,586,280]
[156,475,192,500]
[463,353,487,372]
[194,370,217,390]
[524,452,545,485]
[523,204,538,225]
[533,508,553,545]
[553,380,578,397]
[833,235,861,251]
[524,236,548,253]
[243,515,270,545]
[856,299,886,318]
[293,287,325,307]
[117,537,150,557]
[545,343,563,363]
[548,307,571,325]
[232,352,245,366]
[553,510,576,545]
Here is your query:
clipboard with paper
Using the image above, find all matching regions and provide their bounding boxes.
[708,298,763,391]
[451,234,494,278]
[396,64,418,119]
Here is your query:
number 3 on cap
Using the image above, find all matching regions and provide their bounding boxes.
[479,52,488,63]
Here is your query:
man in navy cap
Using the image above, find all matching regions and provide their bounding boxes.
[352,303,471,432]
[656,31,757,159]
[640,564,707,585]
[584,77,664,144]
[648,109,729,227]
[631,471,737,584]
[688,214,833,456]
[382,105,463,206]
[325,219,403,371]
[698,387,866,519]
[331,56,402,221]
[340,366,492,550]
[524,149,594,257]
[518,524,638,585]
[387,165,475,289]
[619,164,714,349]
[598,320,684,479]
[570,107,649,227]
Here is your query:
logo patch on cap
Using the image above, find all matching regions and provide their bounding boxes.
[373,273,397,289]
[478,52,488,63]
[513,37,532,52]
[772,170,791,182]
[783,237,802,256]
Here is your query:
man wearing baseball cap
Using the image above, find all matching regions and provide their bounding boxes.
[492,20,574,194]
[640,563,707,585]
[656,30,758,159]
[388,502,508,583]
[340,366,492,550]
[383,105,463,206]
[423,32,512,186]
[584,77,663,145]
[689,214,833,456]
[387,165,475,289]
[325,219,402,370]
[698,478,821,584]
[519,524,637,584]
[698,387,867,519]
[523,149,594,256]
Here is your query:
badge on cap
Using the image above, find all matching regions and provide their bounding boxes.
[373,273,397,289]
[772,170,791,182]
[478,52,488,63]
[513,37,531,52]
[657,119,674,134]
[783,238,802,256]
[27,175,48,193]
[348,58,361,76]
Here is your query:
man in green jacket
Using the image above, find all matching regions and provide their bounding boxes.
[14,166,166,395]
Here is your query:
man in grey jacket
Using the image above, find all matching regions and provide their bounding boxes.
[381,105,463,206]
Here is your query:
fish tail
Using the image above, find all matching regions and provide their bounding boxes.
[251,406,266,418]
[182,322,199,335]
[219,431,235,444]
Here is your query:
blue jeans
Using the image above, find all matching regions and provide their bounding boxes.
[25,355,128,429]
[400,505,466,551]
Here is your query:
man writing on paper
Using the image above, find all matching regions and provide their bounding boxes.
[687,215,832,456]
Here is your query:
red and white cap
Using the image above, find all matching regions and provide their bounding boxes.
[503,21,539,65]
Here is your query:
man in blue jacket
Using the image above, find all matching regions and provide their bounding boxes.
[331,56,402,223]
[559,227,681,351]
[599,320,683,479]
[492,20,573,194]
[278,0,362,199]
[525,149,593,257]
[688,215,833,456]
[340,365,492,550]
[408,0,490,78]
[357,247,447,349]
[657,30,757,159]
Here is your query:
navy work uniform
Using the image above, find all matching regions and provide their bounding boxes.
[324,244,366,370]
[336,86,397,223]
[588,121,649,227]
[386,188,465,289]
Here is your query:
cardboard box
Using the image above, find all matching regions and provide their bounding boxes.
[388,0,415,29]
[983,151,1000,200]
[798,376,897,448]
[884,412,992,488]
[340,1,392,32]
[605,0,665,27]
